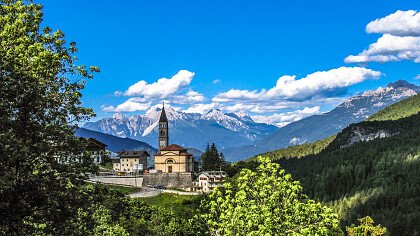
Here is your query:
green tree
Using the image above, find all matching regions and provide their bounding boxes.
[200,143,227,171]
[0,0,99,234]
[346,216,388,236]
[219,152,228,171]
[92,205,129,236]
[201,157,343,235]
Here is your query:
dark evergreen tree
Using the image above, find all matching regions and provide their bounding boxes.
[219,152,228,171]
[200,143,228,171]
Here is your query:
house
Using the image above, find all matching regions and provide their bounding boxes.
[112,159,121,172]
[193,171,227,193]
[85,138,107,163]
[113,150,149,174]
[153,104,194,173]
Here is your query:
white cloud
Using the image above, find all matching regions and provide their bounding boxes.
[184,103,218,114]
[366,10,420,36]
[213,67,381,102]
[123,70,195,98]
[212,79,221,84]
[252,106,321,127]
[344,34,420,63]
[346,10,420,64]
[415,74,420,80]
[103,70,207,113]
[102,98,151,112]
[173,90,205,104]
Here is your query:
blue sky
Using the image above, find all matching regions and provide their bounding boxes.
[40,0,419,125]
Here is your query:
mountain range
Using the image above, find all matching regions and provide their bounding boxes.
[75,127,156,154]
[81,80,419,162]
[83,106,278,150]
[223,80,419,161]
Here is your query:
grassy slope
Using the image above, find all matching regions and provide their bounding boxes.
[366,93,420,121]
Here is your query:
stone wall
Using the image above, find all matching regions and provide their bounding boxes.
[142,172,193,188]
[89,176,143,188]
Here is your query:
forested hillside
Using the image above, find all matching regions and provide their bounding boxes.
[247,135,336,162]
[278,113,420,234]
[231,96,420,234]
[366,93,420,121]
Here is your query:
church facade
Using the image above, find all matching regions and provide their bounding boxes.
[154,104,194,173]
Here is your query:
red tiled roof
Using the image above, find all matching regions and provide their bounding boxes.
[160,144,187,151]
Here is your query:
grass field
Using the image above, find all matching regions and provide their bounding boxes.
[136,193,202,211]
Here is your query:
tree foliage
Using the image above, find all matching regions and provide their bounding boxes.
[346,216,388,236]
[199,143,228,171]
[202,157,342,235]
[0,0,99,234]
[234,113,419,234]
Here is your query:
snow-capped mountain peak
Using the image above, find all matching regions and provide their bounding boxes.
[112,113,127,120]
[84,106,278,150]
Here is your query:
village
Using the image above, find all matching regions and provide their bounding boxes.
[87,103,227,195]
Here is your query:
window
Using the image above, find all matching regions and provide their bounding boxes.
[166,159,174,163]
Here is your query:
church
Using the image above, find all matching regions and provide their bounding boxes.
[154,104,194,173]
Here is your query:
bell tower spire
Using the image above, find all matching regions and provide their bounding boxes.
[158,102,169,150]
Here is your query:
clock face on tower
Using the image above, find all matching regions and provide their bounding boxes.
[160,140,166,147]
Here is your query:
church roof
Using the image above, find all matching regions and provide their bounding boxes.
[160,144,187,151]
[159,106,168,122]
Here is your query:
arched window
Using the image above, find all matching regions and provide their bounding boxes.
[160,130,165,136]
[166,159,174,163]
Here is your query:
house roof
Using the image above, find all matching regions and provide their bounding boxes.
[160,144,187,151]
[84,138,107,150]
[159,106,168,122]
[119,150,150,158]
[200,171,227,178]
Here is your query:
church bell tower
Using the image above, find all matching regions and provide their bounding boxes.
[158,102,169,150]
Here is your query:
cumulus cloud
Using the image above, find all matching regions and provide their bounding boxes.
[122,70,195,98]
[102,98,151,112]
[173,90,205,104]
[252,106,321,127]
[346,10,420,64]
[213,67,381,102]
[366,10,420,36]
[103,70,205,113]
[345,34,420,63]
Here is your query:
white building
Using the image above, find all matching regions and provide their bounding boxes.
[193,171,227,193]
